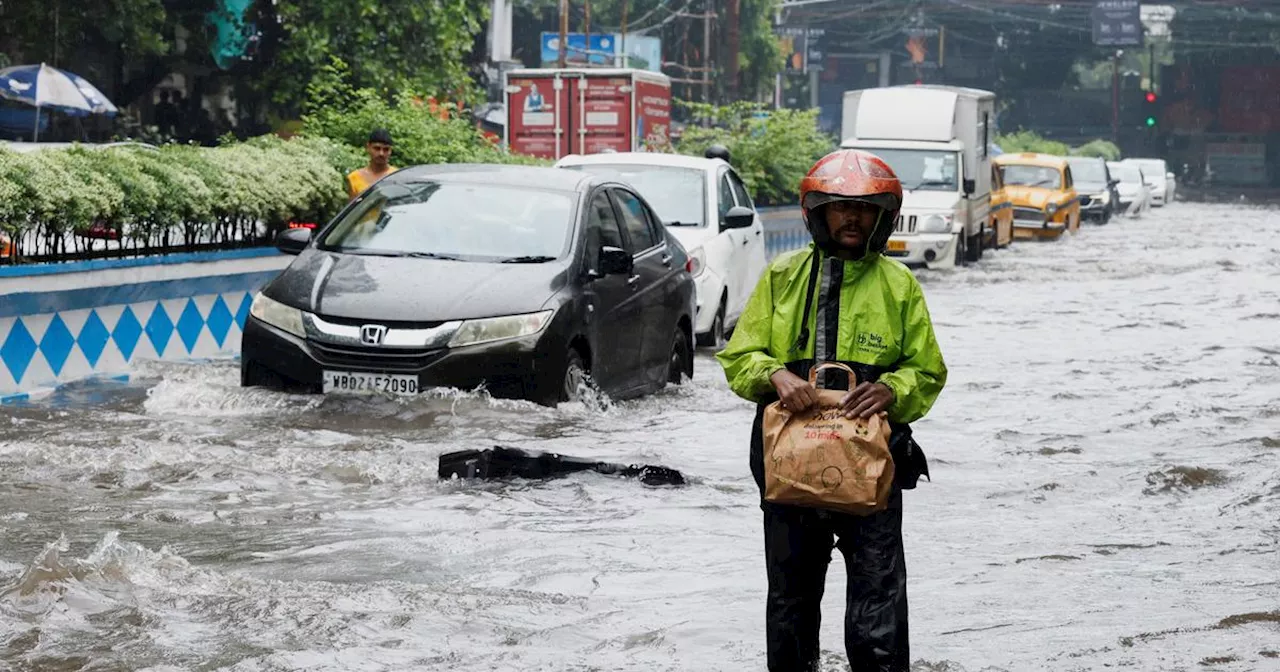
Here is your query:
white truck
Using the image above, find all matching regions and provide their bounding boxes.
[840,85,996,268]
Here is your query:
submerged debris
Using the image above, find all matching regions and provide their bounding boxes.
[1143,466,1229,494]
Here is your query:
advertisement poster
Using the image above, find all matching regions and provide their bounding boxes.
[507,77,562,159]
[540,33,663,73]
[575,77,632,154]
[634,77,671,152]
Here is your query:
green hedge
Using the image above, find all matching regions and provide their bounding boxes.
[0,136,364,261]
[995,130,1122,162]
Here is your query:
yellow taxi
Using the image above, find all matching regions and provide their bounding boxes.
[987,162,1014,249]
[994,152,1080,241]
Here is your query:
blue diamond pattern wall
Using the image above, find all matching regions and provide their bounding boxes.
[1,290,258,396]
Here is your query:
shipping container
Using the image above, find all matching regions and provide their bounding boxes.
[503,68,672,160]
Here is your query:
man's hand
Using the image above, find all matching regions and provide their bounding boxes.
[841,382,895,420]
[771,369,818,413]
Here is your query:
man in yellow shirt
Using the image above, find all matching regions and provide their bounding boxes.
[345,128,398,201]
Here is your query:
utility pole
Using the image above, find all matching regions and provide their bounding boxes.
[621,0,628,67]
[1111,50,1121,144]
[702,0,712,102]
[726,0,741,101]
[584,0,591,65]
[558,0,569,67]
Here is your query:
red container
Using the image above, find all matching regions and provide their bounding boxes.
[503,68,672,160]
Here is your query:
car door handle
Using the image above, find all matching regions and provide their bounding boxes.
[627,275,640,288]
[661,253,672,266]
[742,237,749,245]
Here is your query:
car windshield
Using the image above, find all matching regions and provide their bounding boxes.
[864,149,959,191]
[319,180,575,261]
[1109,164,1143,183]
[560,163,706,226]
[1000,164,1062,189]
[1130,161,1165,183]
[1068,159,1107,185]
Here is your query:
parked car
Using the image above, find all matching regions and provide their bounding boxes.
[1123,157,1173,206]
[986,161,1015,249]
[1065,156,1120,224]
[554,152,767,349]
[240,164,697,406]
[994,152,1081,241]
[1107,161,1152,217]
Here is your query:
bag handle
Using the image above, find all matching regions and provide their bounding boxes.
[807,362,859,390]
[792,249,821,354]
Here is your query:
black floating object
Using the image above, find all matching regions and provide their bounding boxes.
[438,446,685,487]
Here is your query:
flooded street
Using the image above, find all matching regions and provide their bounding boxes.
[2,202,1278,671]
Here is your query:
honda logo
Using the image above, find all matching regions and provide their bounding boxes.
[360,324,387,345]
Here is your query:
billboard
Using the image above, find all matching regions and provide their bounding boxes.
[539,32,662,73]
[1091,0,1142,47]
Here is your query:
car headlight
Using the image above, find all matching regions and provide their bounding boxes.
[1096,191,1110,204]
[918,214,951,234]
[249,292,305,338]
[448,310,554,348]
[686,246,706,277]
[1045,203,1059,215]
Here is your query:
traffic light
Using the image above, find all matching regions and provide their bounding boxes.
[1143,91,1158,127]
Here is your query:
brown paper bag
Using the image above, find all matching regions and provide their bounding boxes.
[762,362,895,515]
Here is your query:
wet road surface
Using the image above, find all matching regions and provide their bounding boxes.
[2,202,1278,671]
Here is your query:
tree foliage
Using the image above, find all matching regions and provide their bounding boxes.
[256,0,489,113]
[300,58,548,167]
[676,101,835,205]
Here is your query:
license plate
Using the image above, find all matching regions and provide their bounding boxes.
[322,370,419,396]
[887,240,908,252]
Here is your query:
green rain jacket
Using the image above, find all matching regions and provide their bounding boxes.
[716,243,948,426]
[716,243,947,493]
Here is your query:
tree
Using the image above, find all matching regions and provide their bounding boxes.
[249,0,491,115]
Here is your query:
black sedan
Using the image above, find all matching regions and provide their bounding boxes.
[241,164,697,406]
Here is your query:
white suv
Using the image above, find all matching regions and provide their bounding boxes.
[556,153,768,349]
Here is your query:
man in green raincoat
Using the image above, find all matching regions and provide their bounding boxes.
[716,148,948,671]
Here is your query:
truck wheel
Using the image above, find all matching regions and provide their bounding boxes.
[954,233,966,267]
[965,230,982,263]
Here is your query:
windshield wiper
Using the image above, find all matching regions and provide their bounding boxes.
[905,180,953,190]
[498,255,557,263]
[404,252,463,260]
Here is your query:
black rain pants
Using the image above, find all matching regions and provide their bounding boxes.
[750,372,916,672]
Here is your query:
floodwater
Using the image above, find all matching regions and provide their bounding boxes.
[3,203,1278,671]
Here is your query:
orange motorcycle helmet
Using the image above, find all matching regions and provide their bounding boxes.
[799,148,903,255]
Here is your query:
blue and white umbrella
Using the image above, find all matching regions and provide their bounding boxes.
[0,63,118,141]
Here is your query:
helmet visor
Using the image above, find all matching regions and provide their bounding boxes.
[803,191,900,214]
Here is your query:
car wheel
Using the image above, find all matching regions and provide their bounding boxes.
[667,326,691,386]
[241,359,278,389]
[953,233,965,267]
[559,348,591,403]
[696,297,728,350]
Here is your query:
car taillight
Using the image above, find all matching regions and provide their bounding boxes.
[686,257,701,276]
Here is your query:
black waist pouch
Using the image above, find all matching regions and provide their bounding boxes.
[888,423,930,490]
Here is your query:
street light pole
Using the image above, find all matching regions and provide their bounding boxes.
[558,0,569,68]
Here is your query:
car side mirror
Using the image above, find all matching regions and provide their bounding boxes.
[597,246,633,276]
[963,178,976,195]
[1109,178,1120,187]
[275,227,311,255]
[722,205,755,230]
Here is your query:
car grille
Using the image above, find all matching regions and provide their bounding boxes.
[1013,207,1044,223]
[893,214,917,234]
[313,314,450,330]
[307,341,444,372]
